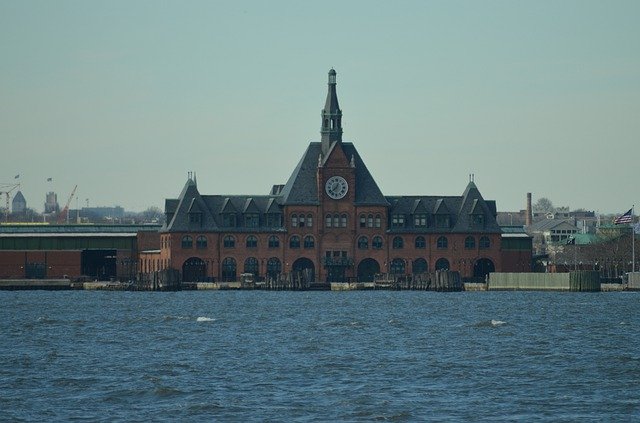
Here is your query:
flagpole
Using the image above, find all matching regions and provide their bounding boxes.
[633,205,635,273]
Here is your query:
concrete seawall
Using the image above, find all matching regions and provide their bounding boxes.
[489,271,601,292]
[0,279,72,290]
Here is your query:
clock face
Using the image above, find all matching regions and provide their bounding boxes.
[325,176,348,200]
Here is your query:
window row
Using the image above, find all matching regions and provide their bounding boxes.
[356,235,491,250]
[220,235,316,249]
[290,213,313,228]
[182,234,491,250]
[325,214,348,228]
[220,213,282,228]
[358,214,382,228]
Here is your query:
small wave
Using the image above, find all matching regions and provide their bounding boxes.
[473,319,507,328]
[162,315,191,321]
[196,317,215,322]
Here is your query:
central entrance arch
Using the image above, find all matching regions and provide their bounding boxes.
[182,257,206,282]
[474,258,495,279]
[357,258,380,282]
[292,257,315,283]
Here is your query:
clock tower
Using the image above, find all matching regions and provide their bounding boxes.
[321,68,343,156]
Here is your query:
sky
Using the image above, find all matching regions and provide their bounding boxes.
[1,0,639,214]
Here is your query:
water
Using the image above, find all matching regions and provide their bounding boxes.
[1,291,639,422]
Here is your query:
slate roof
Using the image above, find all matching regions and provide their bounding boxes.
[163,179,285,233]
[385,181,502,234]
[163,153,500,235]
[528,218,578,233]
[279,142,388,206]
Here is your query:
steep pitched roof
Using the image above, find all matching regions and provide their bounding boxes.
[280,142,388,206]
[165,179,217,231]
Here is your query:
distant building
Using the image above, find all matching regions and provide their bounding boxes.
[146,69,525,284]
[81,206,125,221]
[45,192,59,214]
[12,191,26,214]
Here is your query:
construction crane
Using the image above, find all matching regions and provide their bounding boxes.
[0,183,20,223]
[57,185,78,224]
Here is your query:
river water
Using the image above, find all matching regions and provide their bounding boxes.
[1,291,639,422]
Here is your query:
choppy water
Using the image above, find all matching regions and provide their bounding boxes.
[1,291,639,422]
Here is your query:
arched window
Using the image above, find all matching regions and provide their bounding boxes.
[304,235,315,249]
[268,235,279,248]
[479,236,491,249]
[372,236,383,250]
[299,214,306,227]
[289,236,300,249]
[415,236,426,249]
[223,235,235,248]
[246,235,258,248]
[340,214,347,227]
[358,236,368,249]
[375,214,381,228]
[465,236,475,249]
[360,214,366,228]
[436,236,448,249]
[196,235,207,249]
[367,214,374,228]
[291,214,298,227]
[392,236,404,249]
[244,257,259,276]
[325,214,332,227]
[435,258,450,270]
[222,257,237,282]
[413,258,428,274]
[333,214,339,227]
[307,214,313,228]
[181,235,193,249]
[390,258,405,274]
[267,257,281,279]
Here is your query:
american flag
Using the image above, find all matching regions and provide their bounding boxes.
[614,208,633,225]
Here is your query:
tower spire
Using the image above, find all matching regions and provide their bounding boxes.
[321,68,343,155]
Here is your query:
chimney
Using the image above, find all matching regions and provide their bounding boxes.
[526,193,533,227]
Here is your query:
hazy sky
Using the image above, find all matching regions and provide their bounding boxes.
[1,1,638,214]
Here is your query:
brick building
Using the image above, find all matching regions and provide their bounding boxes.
[0,224,159,280]
[156,70,511,284]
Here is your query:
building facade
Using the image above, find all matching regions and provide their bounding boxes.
[157,70,506,283]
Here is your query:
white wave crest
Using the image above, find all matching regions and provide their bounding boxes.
[490,319,507,326]
[196,317,215,322]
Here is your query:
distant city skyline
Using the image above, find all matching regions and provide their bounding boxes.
[2,1,638,214]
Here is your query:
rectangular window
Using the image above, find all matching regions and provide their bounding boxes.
[435,215,450,228]
[222,214,237,227]
[471,214,484,228]
[414,214,426,227]
[245,213,259,228]
[299,215,305,227]
[266,213,281,227]
[392,214,405,228]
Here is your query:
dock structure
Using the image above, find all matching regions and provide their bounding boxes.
[488,271,601,291]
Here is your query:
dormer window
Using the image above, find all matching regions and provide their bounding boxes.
[222,213,237,227]
[471,214,484,228]
[414,214,427,227]
[245,213,259,228]
[266,213,281,227]
[189,213,202,224]
[435,214,450,228]
[391,214,405,228]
